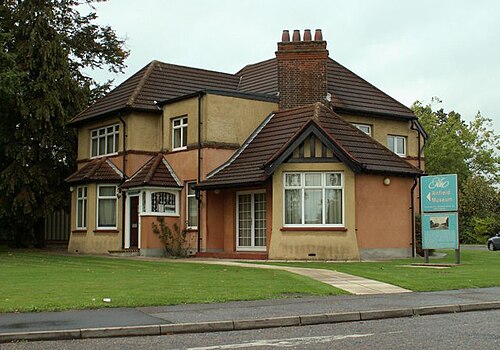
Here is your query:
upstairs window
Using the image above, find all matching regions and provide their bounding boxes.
[353,123,372,136]
[172,117,188,150]
[387,135,406,157]
[91,124,119,157]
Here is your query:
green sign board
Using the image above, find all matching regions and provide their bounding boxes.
[421,174,458,212]
[422,212,459,249]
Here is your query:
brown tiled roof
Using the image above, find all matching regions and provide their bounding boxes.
[65,158,123,184]
[121,153,182,189]
[236,58,415,119]
[70,61,240,125]
[72,54,414,126]
[197,103,421,189]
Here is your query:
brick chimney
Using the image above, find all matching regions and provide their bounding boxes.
[276,29,329,110]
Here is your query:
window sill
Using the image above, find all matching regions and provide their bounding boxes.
[93,229,119,233]
[90,152,119,159]
[281,227,347,232]
[185,227,198,232]
[140,213,180,217]
[72,229,87,233]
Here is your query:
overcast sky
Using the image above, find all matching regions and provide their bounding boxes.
[87,0,499,132]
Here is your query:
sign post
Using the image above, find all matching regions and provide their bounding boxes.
[420,174,459,264]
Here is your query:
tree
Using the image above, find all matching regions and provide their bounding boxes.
[412,98,500,243]
[0,0,128,247]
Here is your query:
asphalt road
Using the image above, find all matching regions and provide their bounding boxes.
[2,310,499,350]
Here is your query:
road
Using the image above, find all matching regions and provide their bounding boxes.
[2,310,499,350]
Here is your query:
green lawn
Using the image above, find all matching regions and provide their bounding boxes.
[256,250,500,292]
[0,250,343,313]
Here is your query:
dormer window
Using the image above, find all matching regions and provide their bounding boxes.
[172,116,188,150]
[91,124,119,157]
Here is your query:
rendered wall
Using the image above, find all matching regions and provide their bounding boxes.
[67,183,122,254]
[355,174,414,259]
[269,162,359,260]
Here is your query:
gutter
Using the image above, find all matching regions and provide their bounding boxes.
[118,113,127,250]
[410,176,418,258]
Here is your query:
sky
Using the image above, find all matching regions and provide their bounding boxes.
[86,0,500,132]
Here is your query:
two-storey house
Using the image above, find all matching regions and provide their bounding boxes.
[66,29,425,260]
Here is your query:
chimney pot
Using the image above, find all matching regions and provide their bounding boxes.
[281,30,290,42]
[292,29,301,42]
[303,29,312,41]
[314,29,323,41]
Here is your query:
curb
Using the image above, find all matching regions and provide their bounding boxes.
[1,301,499,343]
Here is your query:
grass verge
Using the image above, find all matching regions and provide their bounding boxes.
[257,250,500,292]
[0,250,343,313]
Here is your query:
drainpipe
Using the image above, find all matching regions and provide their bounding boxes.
[410,176,418,258]
[118,113,127,250]
[197,92,203,253]
[411,120,426,214]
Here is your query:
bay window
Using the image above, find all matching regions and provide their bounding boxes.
[284,172,343,227]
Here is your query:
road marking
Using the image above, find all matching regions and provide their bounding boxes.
[185,333,375,349]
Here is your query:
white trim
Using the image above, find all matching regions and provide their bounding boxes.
[105,159,124,178]
[90,124,120,158]
[207,113,275,179]
[162,159,182,186]
[96,184,118,229]
[172,116,188,151]
[283,172,344,227]
[236,190,267,252]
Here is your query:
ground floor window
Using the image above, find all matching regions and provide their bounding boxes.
[237,191,266,251]
[151,192,176,213]
[284,172,343,227]
[76,186,87,229]
[139,188,180,216]
[186,182,197,228]
[97,185,117,228]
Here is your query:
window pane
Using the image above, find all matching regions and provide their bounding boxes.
[173,119,180,127]
[254,193,266,247]
[99,186,116,197]
[326,173,341,187]
[285,174,301,187]
[77,200,83,227]
[387,136,395,152]
[326,189,342,224]
[238,194,252,246]
[173,128,181,148]
[305,173,321,187]
[106,134,114,154]
[98,136,105,155]
[304,189,322,224]
[114,133,119,152]
[285,189,301,224]
[98,198,116,227]
[188,197,198,227]
[182,125,187,147]
[91,138,98,157]
[188,183,196,195]
[396,137,405,154]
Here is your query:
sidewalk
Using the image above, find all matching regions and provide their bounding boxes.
[1,287,499,343]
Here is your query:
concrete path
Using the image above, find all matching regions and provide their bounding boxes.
[174,259,411,295]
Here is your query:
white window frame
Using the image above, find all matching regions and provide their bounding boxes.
[236,190,267,252]
[186,182,198,229]
[76,186,87,229]
[140,188,180,217]
[353,123,372,136]
[172,116,188,151]
[387,135,406,157]
[283,172,344,227]
[90,124,119,158]
[96,185,118,229]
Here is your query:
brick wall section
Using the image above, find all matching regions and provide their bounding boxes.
[276,40,329,110]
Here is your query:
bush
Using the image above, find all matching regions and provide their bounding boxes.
[151,217,187,257]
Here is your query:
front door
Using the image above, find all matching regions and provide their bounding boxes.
[236,192,266,251]
[129,196,139,248]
